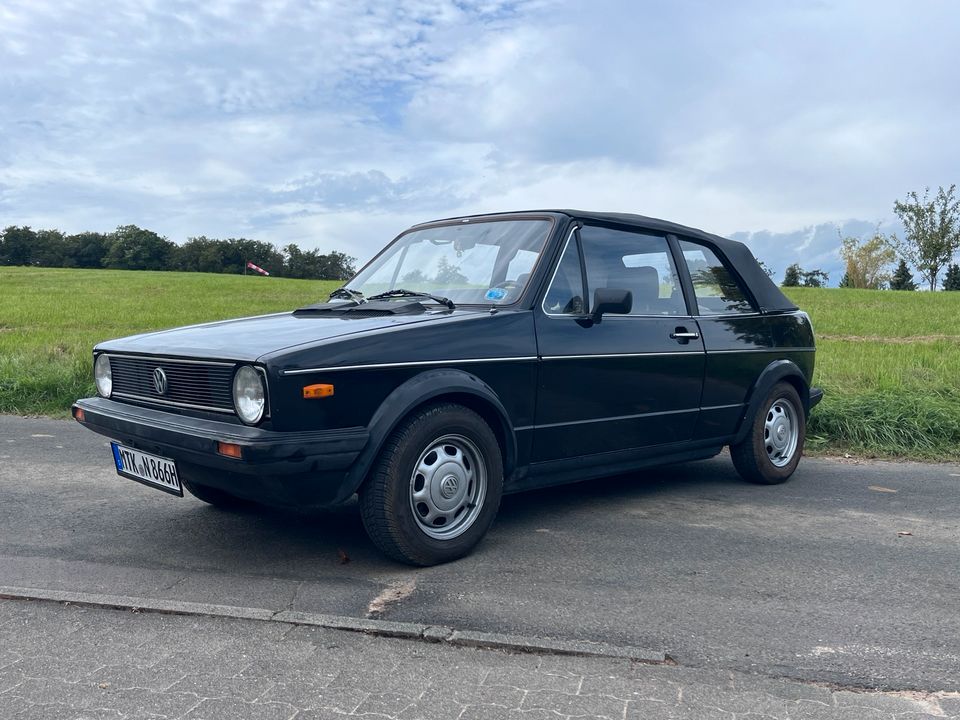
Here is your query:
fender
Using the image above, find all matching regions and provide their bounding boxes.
[333,368,518,504]
[733,359,810,444]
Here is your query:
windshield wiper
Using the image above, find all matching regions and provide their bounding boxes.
[328,287,366,304]
[366,289,456,310]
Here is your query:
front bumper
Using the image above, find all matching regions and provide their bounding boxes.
[73,397,369,507]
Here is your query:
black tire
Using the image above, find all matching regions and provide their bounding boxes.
[731,382,806,485]
[359,403,504,566]
[182,479,246,508]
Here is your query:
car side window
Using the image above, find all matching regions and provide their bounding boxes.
[579,226,686,316]
[542,233,586,315]
[679,240,756,315]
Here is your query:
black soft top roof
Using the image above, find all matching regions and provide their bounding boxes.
[419,209,797,314]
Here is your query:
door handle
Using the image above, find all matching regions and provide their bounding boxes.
[670,330,700,340]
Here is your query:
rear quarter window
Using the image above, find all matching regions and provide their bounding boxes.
[679,240,756,315]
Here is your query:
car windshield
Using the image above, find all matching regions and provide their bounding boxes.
[344,219,553,306]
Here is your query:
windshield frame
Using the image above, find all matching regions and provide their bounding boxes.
[343,213,559,308]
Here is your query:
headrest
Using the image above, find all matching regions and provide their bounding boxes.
[606,264,659,304]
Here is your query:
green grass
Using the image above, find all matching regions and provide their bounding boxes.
[2,268,958,460]
[783,287,960,459]
[783,286,960,338]
[0,267,338,415]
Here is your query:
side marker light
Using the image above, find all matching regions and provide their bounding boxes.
[303,384,334,399]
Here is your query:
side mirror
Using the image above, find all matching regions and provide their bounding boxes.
[592,288,632,321]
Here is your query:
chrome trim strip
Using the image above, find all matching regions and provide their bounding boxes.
[709,347,816,354]
[542,351,702,360]
[541,227,581,318]
[516,404,739,432]
[103,353,235,367]
[252,365,271,421]
[602,314,696,320]
[531,407,697,430]
[112,392,235,414]
[695,312,765,319]
[283,356,539,376]
[283,348,810,375]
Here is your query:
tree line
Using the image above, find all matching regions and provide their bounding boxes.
[0,224,356,280]
[780,184,960,291]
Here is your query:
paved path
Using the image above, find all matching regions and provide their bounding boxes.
[1,414,959,709]
[1,597,956,719]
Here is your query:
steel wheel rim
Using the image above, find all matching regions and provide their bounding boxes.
[763,396,800,467]
[409,434,487,540]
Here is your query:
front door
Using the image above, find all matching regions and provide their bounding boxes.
[531,224,705,462]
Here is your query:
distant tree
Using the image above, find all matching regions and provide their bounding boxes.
[889,259,917,291]
[102,225,176,270]
[944,263,960,291]
[0,226,39,265]
[401,269,428,285]
[283,244,310,279]
[838,232,896,289]
[892,185,960,291]
[782,264,802,287]
[32,229,68,266]
[314,250,356,281]
[63,232,110,268]
[0,222,354,278]
[282,244,353,280]
[176,236,222,273]
[801,269,829,288]
[434,256,468,285]
[225,238,285,275]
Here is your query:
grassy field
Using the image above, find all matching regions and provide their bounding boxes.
[782,287,960,458]
[2,267,958,459]
[0,268,339,416]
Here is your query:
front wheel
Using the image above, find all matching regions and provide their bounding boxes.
[731,382,806,485]
[359,403,503,566]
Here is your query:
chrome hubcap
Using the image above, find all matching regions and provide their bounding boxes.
[763,397,800,468]
[409,434,487,540]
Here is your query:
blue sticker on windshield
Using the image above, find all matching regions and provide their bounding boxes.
[485,287,508,301]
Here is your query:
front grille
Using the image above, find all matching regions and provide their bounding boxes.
[108,355,237,414]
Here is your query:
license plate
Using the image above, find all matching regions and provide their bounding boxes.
[111,442,183,496]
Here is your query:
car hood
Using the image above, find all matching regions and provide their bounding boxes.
[95,310,451,362]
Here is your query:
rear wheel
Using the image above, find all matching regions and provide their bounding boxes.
[731,382,805,485]
[359,403,503,566]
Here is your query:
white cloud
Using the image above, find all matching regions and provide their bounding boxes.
[1,0,958,281]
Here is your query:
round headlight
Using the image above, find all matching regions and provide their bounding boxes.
[94,354,112,397]
[233,365,266,424]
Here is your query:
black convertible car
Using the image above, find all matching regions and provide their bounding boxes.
[74,210,821,565]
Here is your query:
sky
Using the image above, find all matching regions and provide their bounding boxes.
[2,0,959,282]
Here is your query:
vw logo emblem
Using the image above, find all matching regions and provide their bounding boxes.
[152,367,168,396]
[440,475,459,499]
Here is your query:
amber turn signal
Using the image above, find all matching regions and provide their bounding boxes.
[217,441,243,459]
[72,406,85,422]
[303,383,334,399]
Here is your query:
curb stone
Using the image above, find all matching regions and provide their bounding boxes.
[0,585,668,664]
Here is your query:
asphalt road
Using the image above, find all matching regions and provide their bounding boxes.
[1,414,958,694]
